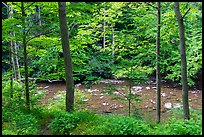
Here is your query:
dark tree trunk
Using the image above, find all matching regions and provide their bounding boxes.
[21,2,30,111]
[58,2,75,112]
[103,7,106,49]
[174,2,190,120]
[156,2,161,123]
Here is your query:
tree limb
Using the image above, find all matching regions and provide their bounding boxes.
[68,22,78,35]
[2,2,8,7]
[182,8,191,19]
[24,2,35,11]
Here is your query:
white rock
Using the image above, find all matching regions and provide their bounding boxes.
[132,91,138,95]
[44,86,49,89]
[113,92,120,95]
[146,87,150,90]
[161,93,166,97]
[164,103,172,109]
[87,89,99,93]
[150,99,155,104]
[119,105,124,108]
[102,102,109,106]
[100,96,104,99]
[75,83,82,87]
[132,86,143,91]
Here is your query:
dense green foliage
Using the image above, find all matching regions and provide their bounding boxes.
[2,2,202,86]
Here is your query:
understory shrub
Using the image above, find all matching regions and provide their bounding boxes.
[49,110,94,135]
[2,107,39,135]
[83,115,149,135]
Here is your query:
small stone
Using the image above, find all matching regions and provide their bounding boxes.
[191,91,197,94]
[75,83,82,87]
[146,87,150,90]
[113,92,120,95]
[150,100,155,104]
[119,105,124,108]
[132,86,143,91]
[164,103,172,109]
[102,102,109,106]
[161,93,166,97]
[100,96,104,99]
[44,86,49,89]
[189,99,192,101]
[152,87,156,89]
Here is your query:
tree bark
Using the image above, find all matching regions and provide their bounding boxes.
[58,2,75,112]
[35,6,41,26]
[103,7,106,49]
[111,26,115,57]
[12,32,21,83]
[174,2,190,120]
[21,2,30,111]
[9,40,14,98]
[156,2,161,123]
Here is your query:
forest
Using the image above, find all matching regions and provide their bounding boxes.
[2,2,202,135]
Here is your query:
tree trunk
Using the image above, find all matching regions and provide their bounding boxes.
[174,2,190,120]
[12,32,21,83]
[103,7,106,49]
[9,41,14,98]
[36,6,41,26]
[111,26,115,57]
[156,2,161,123]
[58,2,75,112]
[21,2,30,111]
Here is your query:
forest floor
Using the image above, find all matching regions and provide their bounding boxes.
[37,79,202,135]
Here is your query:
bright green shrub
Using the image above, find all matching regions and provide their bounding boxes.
[49,112,81,135]
[85,115,149,135]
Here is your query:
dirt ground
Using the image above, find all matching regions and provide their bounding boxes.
[37,79,202,121]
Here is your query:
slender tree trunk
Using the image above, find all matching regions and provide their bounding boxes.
[21,2,30,111]
[9,42,14,98]
[156,2,161,123]
[8,4,21,83]
[12,32,21,83]
[111,26,115,57]
[174,2,190,120]
[36,6,41,26]
[8,5,16,81]
[103,7,106,49]
[7,4,14,98]
[10,39,16,80]
[58,2,75,112]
